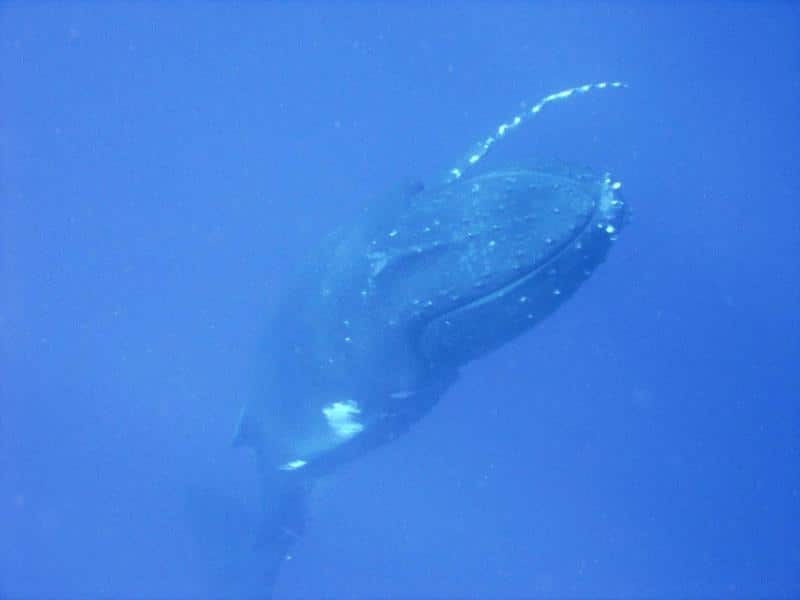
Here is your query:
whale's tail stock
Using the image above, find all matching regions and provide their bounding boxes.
[254,469,313,598]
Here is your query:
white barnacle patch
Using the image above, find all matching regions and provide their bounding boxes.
[599,172,625,219]
[605,224,616,234]
[280,459,307,471]
[323,400,364,439]
[388,229,398,238]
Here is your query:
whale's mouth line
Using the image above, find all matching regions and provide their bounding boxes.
[427,171,626,323]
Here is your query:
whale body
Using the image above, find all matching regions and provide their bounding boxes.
[233,82,629,595]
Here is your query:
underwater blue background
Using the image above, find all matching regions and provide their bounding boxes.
[2,2,798,598]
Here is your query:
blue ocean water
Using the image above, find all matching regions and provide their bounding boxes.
[1,3,798,599]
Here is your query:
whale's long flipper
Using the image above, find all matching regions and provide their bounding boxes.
[444,81,626,183]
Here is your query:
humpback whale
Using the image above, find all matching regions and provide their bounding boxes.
[234,81,628,594]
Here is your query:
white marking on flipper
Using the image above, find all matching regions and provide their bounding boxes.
[445,81,627,183]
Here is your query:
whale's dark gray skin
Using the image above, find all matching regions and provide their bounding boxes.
[234,165,628,594]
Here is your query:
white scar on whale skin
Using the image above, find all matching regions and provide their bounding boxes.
[280,459,307,471]
[323,400,364,439]
[445,81,627,184]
